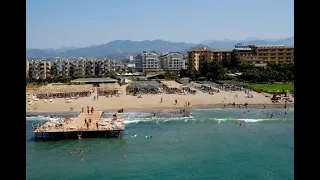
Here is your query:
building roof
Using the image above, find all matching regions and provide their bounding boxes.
[211,50,233,53]
[198,81,220,88]
[160,80,182,89]
[160,52,183,57]
[140,51,158,56]
[234,48,253,51]
[189,47,233,53]
[251,45,293,49]
[35,85,93,94]
[188,47,211,52]
[97,83,121,91]
[70,77,118,83]
[127,81,161,88]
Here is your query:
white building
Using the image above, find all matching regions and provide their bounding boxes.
[129,55,134,63]
[159,52,186,72]
[135,51,161,72]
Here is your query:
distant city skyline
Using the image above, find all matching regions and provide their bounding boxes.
[27,0,294,49]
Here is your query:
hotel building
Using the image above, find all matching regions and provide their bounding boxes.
[248,45,294,64]
[135,51,162,72]
[159,52,186,72]
[188,47,233,71]
[233,44,294,67]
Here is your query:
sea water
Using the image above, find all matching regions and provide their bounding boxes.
[26,108,294,180]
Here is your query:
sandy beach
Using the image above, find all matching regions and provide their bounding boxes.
[26,89,293,113]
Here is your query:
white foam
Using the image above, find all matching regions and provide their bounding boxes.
[26,116,76,121]
[26,116,61,121]
[124,116,195,124]
[210,117,281,122]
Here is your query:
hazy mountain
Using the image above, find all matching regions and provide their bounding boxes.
[26,37,294,59]
[56,46,78,52]
[183,44,210,53]
[202,37,294,49]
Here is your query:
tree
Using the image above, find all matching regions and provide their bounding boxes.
[238,61,254,71]
[105,70,117,78]
[185,68,196,80]
[179,69,187,77]
[209,61,227,80]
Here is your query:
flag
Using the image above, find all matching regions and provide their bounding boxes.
[118,109,124,113]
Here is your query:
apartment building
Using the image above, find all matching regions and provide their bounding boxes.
[159,52,186,72]
[135,51,161,72]
[26,60,29,77]
[69,59,86,77]
[188,47,233,71]
[95,59,114,75]
[27,60,51,79]
[54,59,71,77]
[69,59,115,77]
[85,59,96,76]
[25,58,116,79]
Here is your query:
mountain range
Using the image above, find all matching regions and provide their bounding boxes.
[26,37,294,59]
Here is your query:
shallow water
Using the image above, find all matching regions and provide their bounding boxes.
[26,108,294,180]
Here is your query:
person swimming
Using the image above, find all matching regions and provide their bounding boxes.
[77,134,82,140]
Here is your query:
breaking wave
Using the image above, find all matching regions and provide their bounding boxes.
[26,114,291,125]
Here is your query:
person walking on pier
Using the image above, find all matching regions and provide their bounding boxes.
[82,107,84,113]
[91,106,94,114]
[87,106,90,114]
[96,122,99,129]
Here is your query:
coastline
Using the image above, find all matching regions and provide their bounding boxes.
[27,91,293,116]
[26,103,293,116]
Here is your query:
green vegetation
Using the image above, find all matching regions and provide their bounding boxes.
[248,83,294,93]
[180,61,294,84]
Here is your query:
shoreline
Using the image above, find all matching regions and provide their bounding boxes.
[26,103,293,116]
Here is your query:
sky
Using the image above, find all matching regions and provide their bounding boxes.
[26,0,294,49]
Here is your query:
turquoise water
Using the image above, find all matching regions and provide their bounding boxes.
[26,108,294,180]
